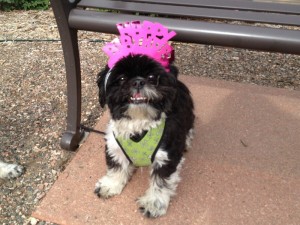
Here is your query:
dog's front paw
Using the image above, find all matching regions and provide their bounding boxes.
[0,164,24,179]
[9,165,24,178]
[137,194,169,218]
[94,175,125,199]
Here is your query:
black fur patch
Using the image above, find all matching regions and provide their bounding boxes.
[105,145,122,170]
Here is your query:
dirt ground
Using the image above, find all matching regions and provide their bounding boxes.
[0,10,299,225]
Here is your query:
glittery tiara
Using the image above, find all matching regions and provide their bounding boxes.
[102,21,176,69]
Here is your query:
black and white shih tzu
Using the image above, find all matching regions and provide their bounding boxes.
[94,21,195,218]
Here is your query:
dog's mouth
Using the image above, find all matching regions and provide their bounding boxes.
[129,92,148,104]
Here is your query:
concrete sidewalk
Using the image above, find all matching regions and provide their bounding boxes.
[32,76,300,225]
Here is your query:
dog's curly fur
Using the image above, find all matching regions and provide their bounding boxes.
[94,54,195,218]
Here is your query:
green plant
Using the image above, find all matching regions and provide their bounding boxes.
[0,0,50,11]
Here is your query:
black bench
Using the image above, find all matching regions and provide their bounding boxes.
[50,0,300,150]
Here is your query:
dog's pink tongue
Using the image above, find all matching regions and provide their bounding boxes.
[133,92,142,98]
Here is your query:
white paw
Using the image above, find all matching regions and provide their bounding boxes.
[137,193,169,218]
[94,175,125,199]
[0,163,24,179]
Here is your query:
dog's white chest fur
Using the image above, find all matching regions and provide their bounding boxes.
[112,111,165,139]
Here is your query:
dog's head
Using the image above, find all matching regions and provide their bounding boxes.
[97,54,179,120]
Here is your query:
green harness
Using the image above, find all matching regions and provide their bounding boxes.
[115,119,166,167]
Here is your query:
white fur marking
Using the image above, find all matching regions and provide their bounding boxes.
[0,161,24,179]
[142,85,162,100]
[95,165,135,198]
[138,158,185,217]
[111,113,166,139]
[152,149,169,169]
[126,104,159,121]
[185,128,194,150]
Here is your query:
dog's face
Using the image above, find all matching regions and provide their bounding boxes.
[97,54,178,120]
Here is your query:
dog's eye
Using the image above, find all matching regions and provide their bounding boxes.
[147,75,158,85]
[118,75,127,84]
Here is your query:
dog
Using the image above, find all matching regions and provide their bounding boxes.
[0,160,24,179]
[94,54,195,218]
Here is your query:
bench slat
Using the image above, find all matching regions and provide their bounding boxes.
[69,9,300,55]
[77,0,300,26]
[78,0,300,15]
[128,0,300,14]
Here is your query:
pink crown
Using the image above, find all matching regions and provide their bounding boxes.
[102,21,176,69]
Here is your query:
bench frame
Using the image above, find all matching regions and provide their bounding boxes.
[50,0,300,150]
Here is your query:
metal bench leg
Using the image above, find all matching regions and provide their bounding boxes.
[51,0,83,150]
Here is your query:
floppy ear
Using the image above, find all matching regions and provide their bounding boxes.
[96,65,109,108]
[169,64,179,79]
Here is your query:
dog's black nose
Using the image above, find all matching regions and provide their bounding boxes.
[132,78,145,89]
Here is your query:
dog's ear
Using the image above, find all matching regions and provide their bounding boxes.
[97,66,109,108]
[169,65,179,79]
